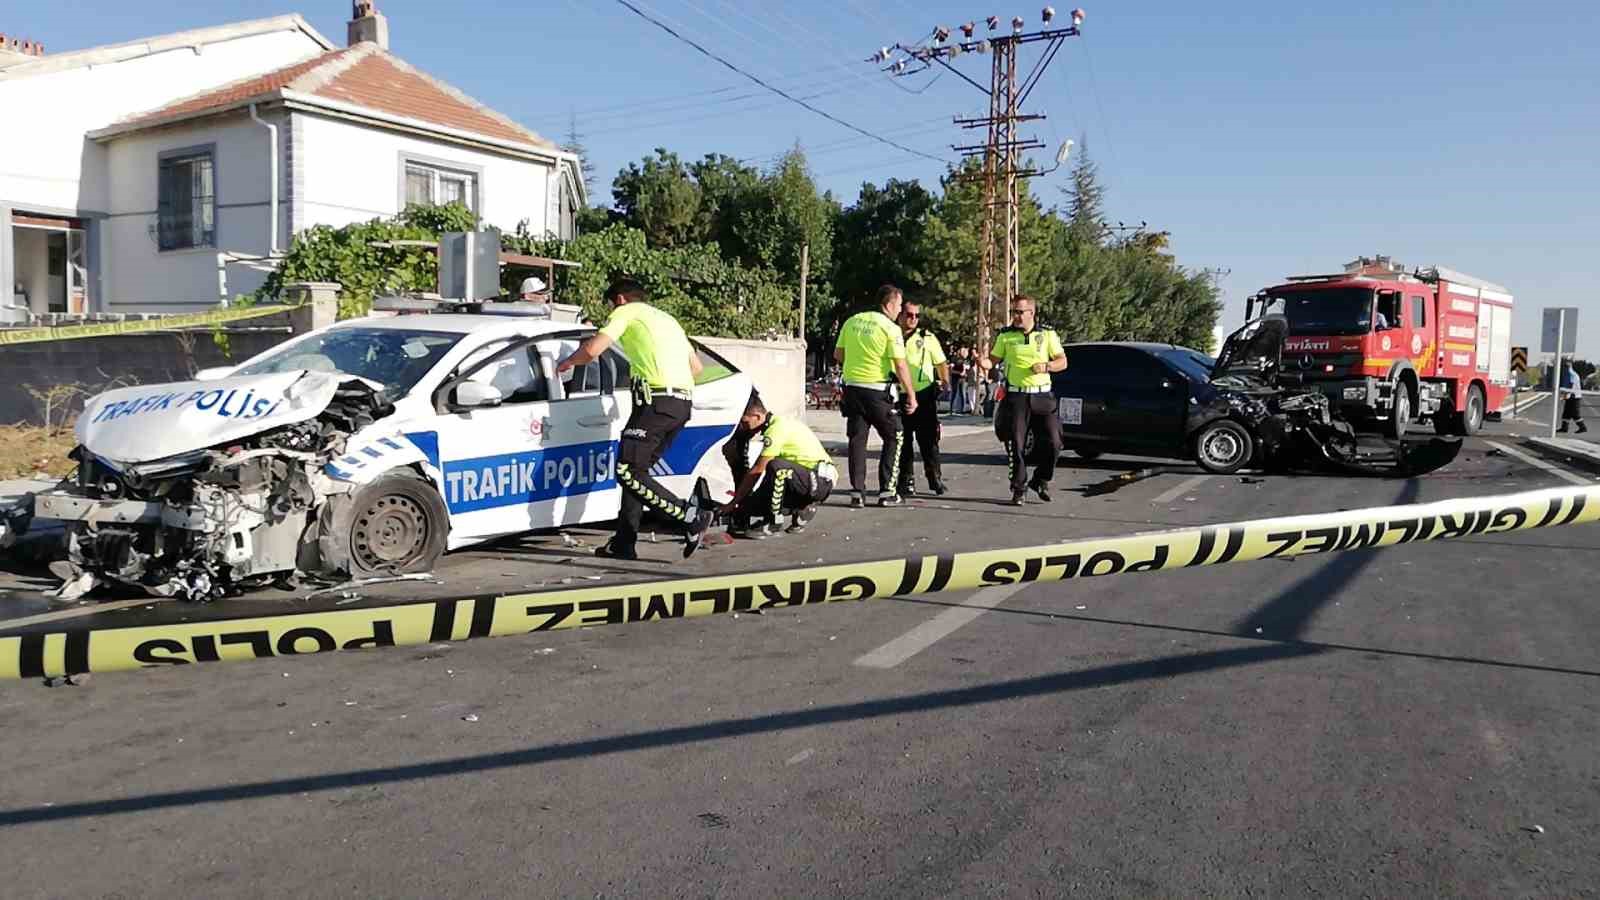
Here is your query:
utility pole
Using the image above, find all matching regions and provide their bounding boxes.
[872,9,1083,350]
[798,242,809,343]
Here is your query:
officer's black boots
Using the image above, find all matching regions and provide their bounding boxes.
[929,479,948,496]
[1030,480,1051,503]
[595,540,640,561]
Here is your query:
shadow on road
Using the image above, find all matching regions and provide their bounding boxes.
[0,483,1433,827]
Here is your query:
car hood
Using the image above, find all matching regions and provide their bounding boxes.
[76,370,356,467]
[1212,315,1288,382]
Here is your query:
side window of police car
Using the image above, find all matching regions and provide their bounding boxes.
[548,339,629,401]
[455,339,549,406]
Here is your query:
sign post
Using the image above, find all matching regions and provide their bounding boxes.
[1542,308,1580,438]
[1508,346,1527,419]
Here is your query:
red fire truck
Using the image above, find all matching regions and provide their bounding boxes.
[1245,256,1514,438]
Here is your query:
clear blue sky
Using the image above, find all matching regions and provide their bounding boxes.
[27,1,1600,358]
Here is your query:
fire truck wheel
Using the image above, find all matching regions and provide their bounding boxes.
[1194,420,1254,474]
[1385,386,1411,440]
[1460,384,1486,435]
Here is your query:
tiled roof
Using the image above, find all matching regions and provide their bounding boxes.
[102,42,554,151]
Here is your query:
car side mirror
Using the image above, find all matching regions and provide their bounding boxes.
[453,381,504,409]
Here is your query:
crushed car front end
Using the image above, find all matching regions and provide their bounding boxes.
[35,372,394,601]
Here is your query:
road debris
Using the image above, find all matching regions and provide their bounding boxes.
[462,714,479,723]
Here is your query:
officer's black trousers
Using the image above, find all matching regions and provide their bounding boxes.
[897,384,943,491]
[842,385,902,498]
[737,459,832,523]
[614,395,692,550]
[1001,391,1061,492]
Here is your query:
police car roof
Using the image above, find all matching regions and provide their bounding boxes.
[328,314,589,338]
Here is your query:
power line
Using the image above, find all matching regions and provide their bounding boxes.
[613,0,951,164]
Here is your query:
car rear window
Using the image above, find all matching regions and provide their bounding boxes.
[692,340,739,385]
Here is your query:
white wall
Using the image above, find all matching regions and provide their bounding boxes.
[0,29,323,214]
[100,113,278,309]
[295,112,556,237]
[696,337,807,422]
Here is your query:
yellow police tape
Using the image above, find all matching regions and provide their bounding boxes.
[3,483,1596,679]
[0,304,295,346]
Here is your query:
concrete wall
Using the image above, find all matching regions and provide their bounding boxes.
[0,311,296,425]
[295,112,558,238]
[100,113,281,310]
[697,337,807,421]
[0,29,324,214]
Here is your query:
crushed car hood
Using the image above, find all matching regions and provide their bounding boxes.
[1212,314,1288,382]
[76,371,356,466]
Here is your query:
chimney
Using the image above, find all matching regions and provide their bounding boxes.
[0,32,47,68]
[347,1,389,49]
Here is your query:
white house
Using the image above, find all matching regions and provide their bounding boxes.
[0,3,584,318]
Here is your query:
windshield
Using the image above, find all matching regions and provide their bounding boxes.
[234,328,464,397]
[1263,288,1375,336]
[1155,347,1215,382]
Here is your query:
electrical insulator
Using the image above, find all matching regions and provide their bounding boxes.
[986,15,1000,30]
[934,24,950,43]
[960,21,976,38]
[1042,6,1055,23]
[1012,16,1025,33]
[1071,8,1085,26]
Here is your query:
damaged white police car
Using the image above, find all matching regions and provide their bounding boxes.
[24,311,751,601]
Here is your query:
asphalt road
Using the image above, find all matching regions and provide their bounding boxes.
[2,416,1598,898]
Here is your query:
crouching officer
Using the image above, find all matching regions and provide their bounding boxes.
[557,277,713,560]
[719,394,836,537]
[980,294,1068,505]
[835,285,919,507]
[896,299,950,497]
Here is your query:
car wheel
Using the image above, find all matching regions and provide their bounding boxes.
[1461,383,1486,435]
[1385,385,1411,440]
[341,471,448,578]
[1194,420,1254,475]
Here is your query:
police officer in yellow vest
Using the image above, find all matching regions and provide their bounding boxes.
[833,285,919,507]
[556,278,713,559]
[895,299,950,497]
[718,394,837,538]
[979,294,1069,505]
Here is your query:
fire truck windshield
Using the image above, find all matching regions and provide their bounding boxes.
[1264,288,1376,336]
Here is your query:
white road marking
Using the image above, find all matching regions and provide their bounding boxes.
[1483,440,1594,486]
[853,583,1030,669]
[1151,473,1213,506]
[0,596,174,629]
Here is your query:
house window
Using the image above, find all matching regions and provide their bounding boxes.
[403,160,478,212]
[157,150,215,251]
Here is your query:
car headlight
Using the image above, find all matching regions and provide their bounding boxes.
[1342,387,1366,400]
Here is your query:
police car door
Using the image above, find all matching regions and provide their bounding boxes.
[544,335,627,526]
[428,332,601,542]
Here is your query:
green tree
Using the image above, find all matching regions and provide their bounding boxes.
[611,149,701,248]
[831,177,936,336]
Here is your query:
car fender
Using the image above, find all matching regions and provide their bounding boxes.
[323,428,440,488]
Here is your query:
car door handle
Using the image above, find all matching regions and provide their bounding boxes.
[577,416,612,427]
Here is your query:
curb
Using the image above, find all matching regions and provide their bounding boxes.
[1522,437,1600,476]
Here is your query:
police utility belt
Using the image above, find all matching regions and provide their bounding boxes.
[631,379,693,404]
[1008,384,1053,394]
[845,380,899,400]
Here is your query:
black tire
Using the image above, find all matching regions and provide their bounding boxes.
[1384,384,1411,440]
[1193,420,1254,475]
[1460,383,1486,435]
[338,471,448,578]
